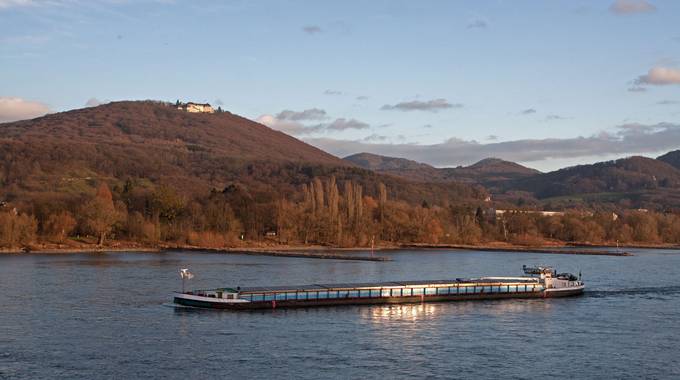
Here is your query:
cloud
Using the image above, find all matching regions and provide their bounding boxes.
[0,96,50,123]
[628,86,647,92]
[0,0,109,10]
[324,118,369,131]
[657,100,679,105]
[381,98,462,112]
[257,110,369,136]
[486,135,498,141]
[256,114,311,135]
[467,19,487,29]
[546,114,569,120]
[0,0,34,9]
[616,123,658,135]
[303,25,322,34]
[0,34,50,44]
[521,108,536,115]
[362,134,389,142]
[356,96,369,101]
[303,122,680,167]
[85,98,103,107]
[324,89,342,96]
[276,108,326,121]
[276,108,327,121]
[634,67,680,86]
[609,0,656,14]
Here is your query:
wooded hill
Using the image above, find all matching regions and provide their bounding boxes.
[658,150,680,170]
[0,101,483,206]
[345,153,539,185]
[0,101,485,248]
[507,156,680,197]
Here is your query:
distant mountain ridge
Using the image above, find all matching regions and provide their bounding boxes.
[467,158,538,173]
[343,153,441,182]
[343,152,435,172]
[440,158,540,185]
[506,155,680,198]
[344,151,680,208]
[344,153,539,185]
[658,150,680,170]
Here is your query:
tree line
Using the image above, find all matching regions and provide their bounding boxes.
[2,177,680,249]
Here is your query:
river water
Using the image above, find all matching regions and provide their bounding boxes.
[1,249,679,379]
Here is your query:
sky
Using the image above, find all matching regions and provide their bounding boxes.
[1,0,679,171]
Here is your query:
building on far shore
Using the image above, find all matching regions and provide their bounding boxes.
[177,102,215,113]
[494,209,566,218]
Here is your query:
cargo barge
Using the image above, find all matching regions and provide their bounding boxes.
[172,265,584,310]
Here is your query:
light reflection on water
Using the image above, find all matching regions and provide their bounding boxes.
[363,303,442,323]
[362,295,559,321]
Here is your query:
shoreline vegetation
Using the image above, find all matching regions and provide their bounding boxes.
[3,177,680,258]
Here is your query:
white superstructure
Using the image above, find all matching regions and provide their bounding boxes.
[523,265,585,295]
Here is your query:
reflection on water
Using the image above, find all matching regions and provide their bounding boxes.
[361,298,556,326]
[362,303,442,323]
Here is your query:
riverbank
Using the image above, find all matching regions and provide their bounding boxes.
[3,240,679,257]
[0,244,160,255]
[400,243,633,256]
[179,247,390,261]
[0,242,393,261]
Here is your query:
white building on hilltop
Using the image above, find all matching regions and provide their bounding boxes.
[177,102,215,113]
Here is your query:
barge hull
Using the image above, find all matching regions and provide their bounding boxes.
[174,288,582,310]
[543,286,585,298]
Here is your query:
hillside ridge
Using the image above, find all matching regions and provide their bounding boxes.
[506,155,680,199]
[0,100,346,165]
[658,150,680,170]
[344,152,539,184]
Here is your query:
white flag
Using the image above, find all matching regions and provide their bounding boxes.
[180,268,194,279]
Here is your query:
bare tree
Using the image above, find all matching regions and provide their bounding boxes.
[81,184,119,246]
[44,211,76,243]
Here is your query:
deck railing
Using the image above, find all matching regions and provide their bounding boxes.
[239,283,544,302]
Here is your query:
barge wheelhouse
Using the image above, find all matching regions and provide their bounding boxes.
[173,265,584,310]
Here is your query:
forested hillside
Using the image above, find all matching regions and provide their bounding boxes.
[658,150,680,170]
[506,156,680,198]
[0,101,486,249]
[345,153,539,185]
